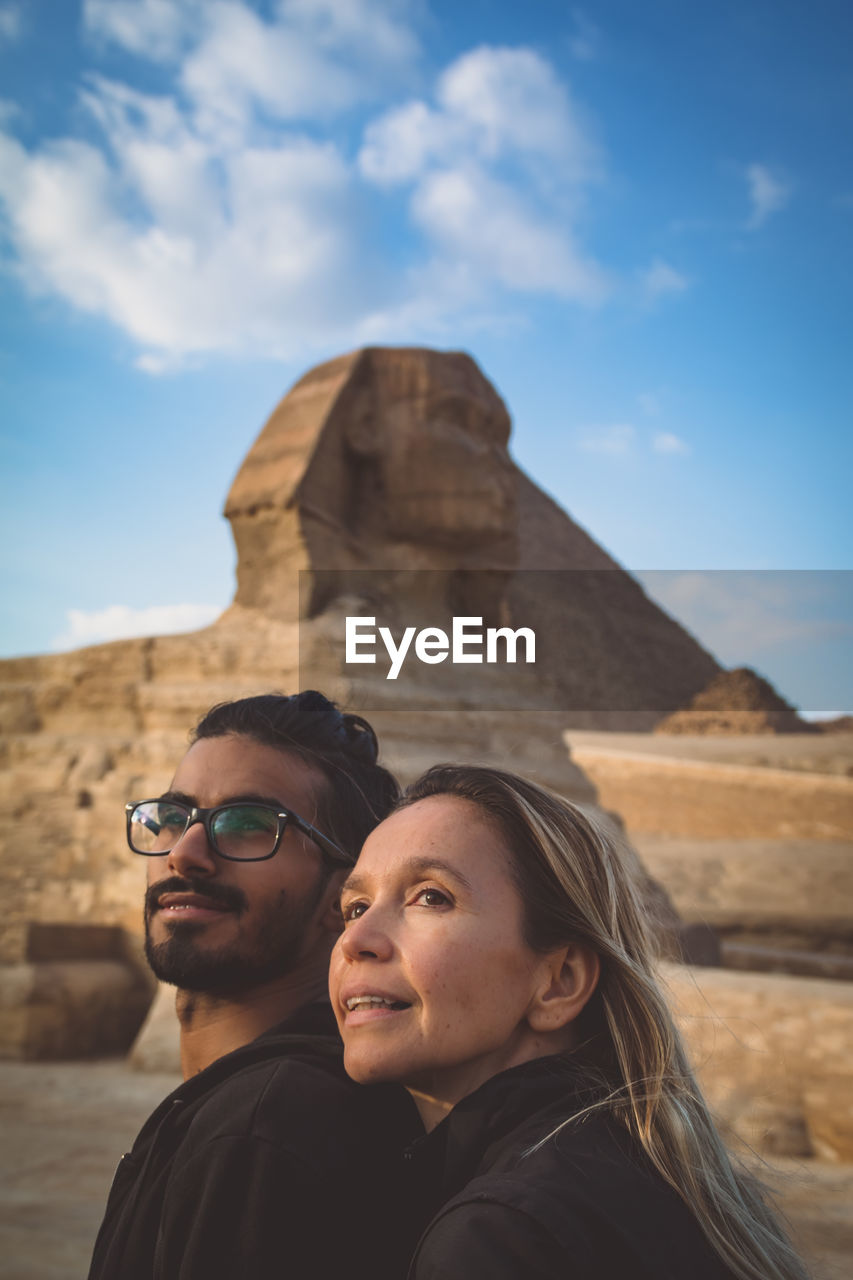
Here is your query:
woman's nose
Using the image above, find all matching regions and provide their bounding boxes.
[165,819,218,877]
[339,908,394,962]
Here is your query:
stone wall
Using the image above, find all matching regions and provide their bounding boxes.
[569,745,853,841]
[665,963,853,1162]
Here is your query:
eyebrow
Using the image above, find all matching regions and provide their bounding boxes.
[159,790,300,812]
[342,856,473,896]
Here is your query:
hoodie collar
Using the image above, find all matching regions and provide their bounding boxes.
[406,1055,604,1204]
[133,1000,343,1143]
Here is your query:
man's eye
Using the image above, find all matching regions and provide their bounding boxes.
[219,807,277,835]
[160,807,188,831]
[413,887,450,908]
[341,900,368,923]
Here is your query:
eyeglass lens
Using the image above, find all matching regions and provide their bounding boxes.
[129,801,282,859]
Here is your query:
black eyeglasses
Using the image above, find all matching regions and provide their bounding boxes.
[125,799,353,864]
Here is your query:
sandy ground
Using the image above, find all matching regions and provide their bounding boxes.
[0,1060,179,1280]
[1,1059,851,1280]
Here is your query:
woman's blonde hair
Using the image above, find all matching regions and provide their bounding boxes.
[401,764,808,1280]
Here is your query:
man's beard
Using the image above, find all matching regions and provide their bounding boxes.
[143,873,327,994]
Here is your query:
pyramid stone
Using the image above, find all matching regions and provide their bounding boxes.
[656,666,815,735]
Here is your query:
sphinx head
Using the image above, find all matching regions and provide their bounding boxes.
[224,347,519,621]
[337,347,516,549]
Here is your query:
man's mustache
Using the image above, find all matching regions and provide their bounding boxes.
[145,875,248,918]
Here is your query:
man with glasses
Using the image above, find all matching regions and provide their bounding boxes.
[88,691,413,1280]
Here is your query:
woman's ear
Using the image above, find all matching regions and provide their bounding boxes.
[526,943,600,1033]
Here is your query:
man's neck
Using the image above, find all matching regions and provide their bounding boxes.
[176,970,330,1078]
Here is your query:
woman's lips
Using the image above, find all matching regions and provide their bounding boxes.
[341,992,413,1025]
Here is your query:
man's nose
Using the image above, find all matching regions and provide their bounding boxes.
[165,819,218,877]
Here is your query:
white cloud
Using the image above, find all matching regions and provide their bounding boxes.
[0,5,21,43]
[745,163,791,229]
[569,9,600,62]
[362,45,601,184]
[359,99,449,184]
[83,0,419,72]
[641,257,688,300]
[53,602,223,651]
[0,19,612,363]
[84,1,422,148]
[83,0,191,60]
[282,0,420,67]
[636,571,853,712]
[576,422,690,458]
[360,45,607,305]
[436,45,599,180]
[180,5,360,138]
[652,431,689,455]
[637,391,661,416]
[411,166,607,300]
[636,572,852,659]
[134,349,189,373]
[577,423,635,455]
[0,79,362,359]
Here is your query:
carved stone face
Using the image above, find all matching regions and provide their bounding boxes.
[341,352,517,550]
[222,348,519,619]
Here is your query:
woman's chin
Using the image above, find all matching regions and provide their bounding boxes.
[342,1048,399,1086]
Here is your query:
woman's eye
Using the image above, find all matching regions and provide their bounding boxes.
[341,900,368,923]
[413,887,450,908]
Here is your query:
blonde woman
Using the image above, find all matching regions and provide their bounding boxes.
[329,764,808,1280]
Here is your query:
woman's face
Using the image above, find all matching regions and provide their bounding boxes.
[329,795,565,1123]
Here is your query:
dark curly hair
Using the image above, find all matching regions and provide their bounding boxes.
[192,691,399,862]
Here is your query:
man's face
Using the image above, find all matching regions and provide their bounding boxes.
[143,733,342,994]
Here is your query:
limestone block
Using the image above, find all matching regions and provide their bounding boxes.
[0,960,152,1060]
[664,963,853,1161]
[803,1073,853,1163]
[636,837,853,947]
[571,747,853,840]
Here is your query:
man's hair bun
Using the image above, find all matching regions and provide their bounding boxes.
[340,713,379,764]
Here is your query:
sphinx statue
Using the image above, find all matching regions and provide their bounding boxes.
[223,346,719,716]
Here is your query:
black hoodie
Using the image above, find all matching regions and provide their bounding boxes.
[88,1002,418,1280]
[404,1055,738,1280]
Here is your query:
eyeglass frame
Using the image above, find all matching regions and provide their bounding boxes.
[125,798,354,865]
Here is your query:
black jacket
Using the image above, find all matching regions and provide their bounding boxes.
[404,1056,738,1280]
[88,1002,417,1280]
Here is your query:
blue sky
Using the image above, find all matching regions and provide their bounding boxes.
[1,0,850,711]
